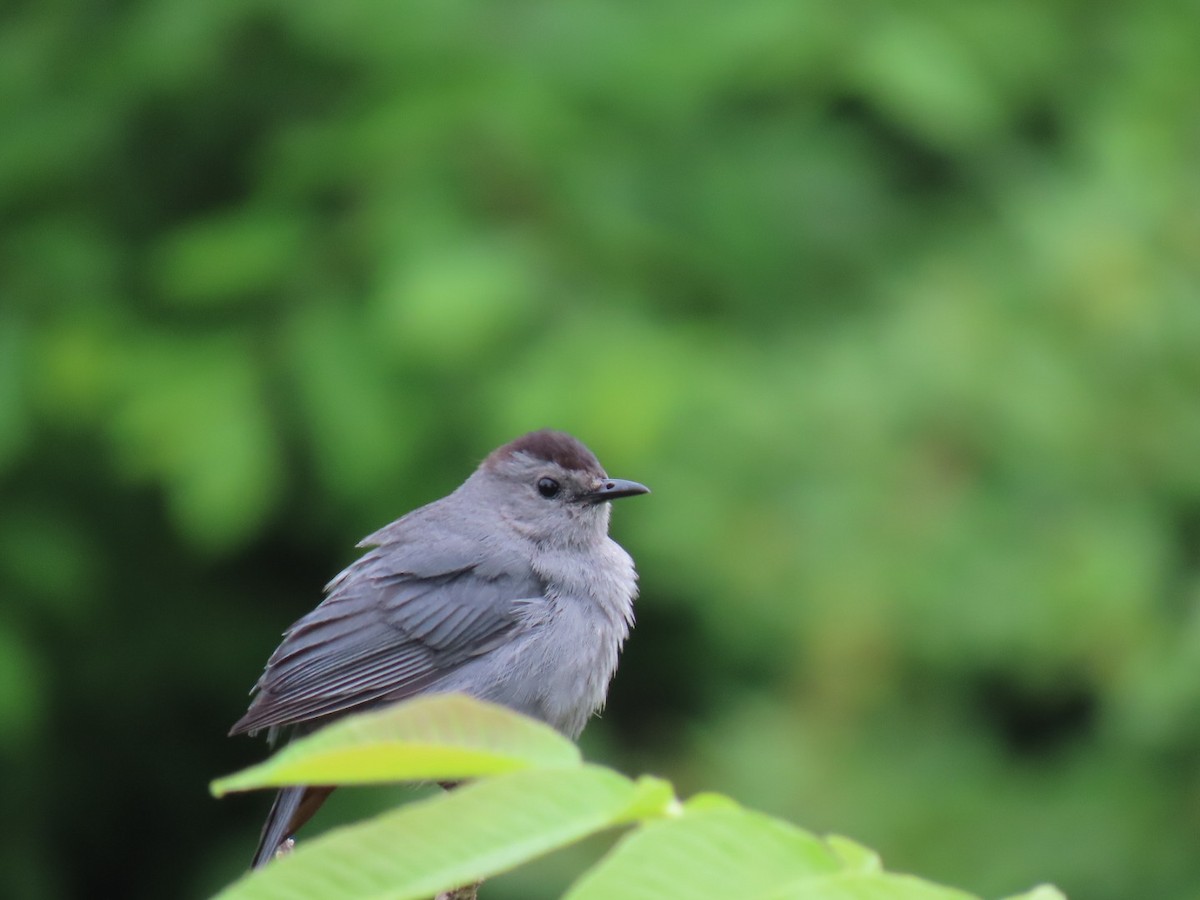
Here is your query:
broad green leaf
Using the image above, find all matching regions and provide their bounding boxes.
[563,796,843,900]
[614,775,681,824]
[212,764,668,900]
[678,792,742,813]
[213,695,581,795]
[770,872,978,900]
[825,835,883,873]
[566,797,985,900]
[1000,888,1068,900]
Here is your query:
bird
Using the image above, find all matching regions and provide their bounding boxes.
[229,429,649,868]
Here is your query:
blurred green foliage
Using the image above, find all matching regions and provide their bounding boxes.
[2,0,1198,898]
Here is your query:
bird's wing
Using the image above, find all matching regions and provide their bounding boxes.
[229,541,544,736]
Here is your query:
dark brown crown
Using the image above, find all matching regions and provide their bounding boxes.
[486,429,605,475]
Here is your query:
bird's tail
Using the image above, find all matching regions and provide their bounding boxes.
[252,785,335,868]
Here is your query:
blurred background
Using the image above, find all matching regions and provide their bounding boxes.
[2,1,1199,898]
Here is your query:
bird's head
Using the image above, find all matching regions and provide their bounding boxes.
[471,429,649,545]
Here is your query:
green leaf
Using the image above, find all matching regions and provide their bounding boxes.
[212,765,664,900]
[615,775,681,823]
[565,797,984,900]
[825,835,883,873]
[213,694,581,796]
[563,797,844,900]
[1000,888,1068,900]
[771,872,979,899]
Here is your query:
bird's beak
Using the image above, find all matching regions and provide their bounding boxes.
[583,478,651,504]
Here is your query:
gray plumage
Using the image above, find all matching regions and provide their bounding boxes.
[230,430,648,867]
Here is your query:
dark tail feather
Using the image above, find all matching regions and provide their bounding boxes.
[252,786,336,868]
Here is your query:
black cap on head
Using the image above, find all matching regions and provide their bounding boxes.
[487,429,605,476]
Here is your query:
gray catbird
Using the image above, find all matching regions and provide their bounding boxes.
[230,429,649,867]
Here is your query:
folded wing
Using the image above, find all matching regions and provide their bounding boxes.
[230,541,544,736]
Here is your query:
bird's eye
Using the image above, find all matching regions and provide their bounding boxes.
[537,477,560,498]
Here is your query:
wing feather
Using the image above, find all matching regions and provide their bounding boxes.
[230,539,544,736]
